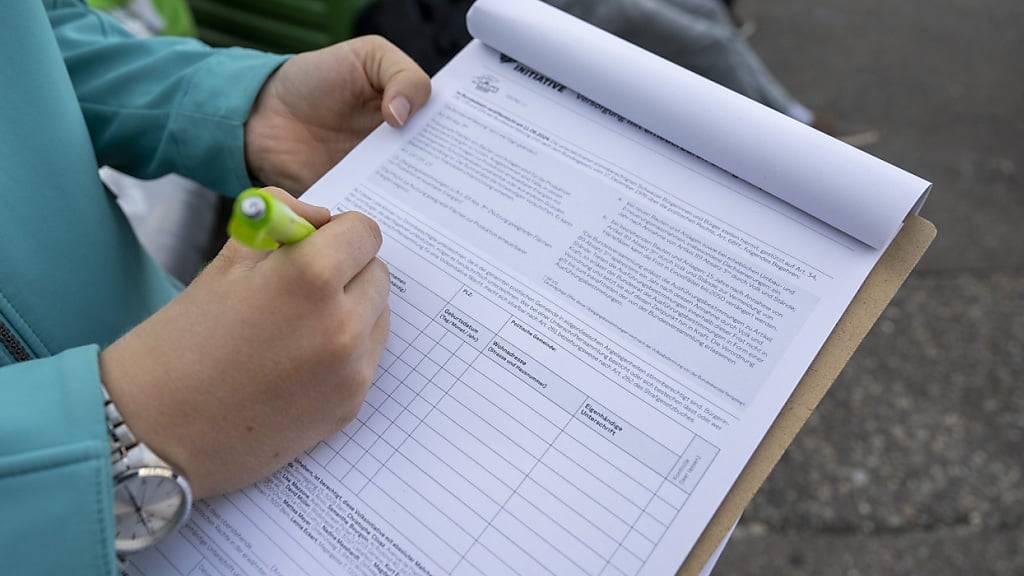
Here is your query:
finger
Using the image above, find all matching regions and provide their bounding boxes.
[261,186,331,228]
[287,211,384,284]
[343,258,391,327]
[214,187,331,271]
[349,307,391,405]
[215,237,272,271]
[359,36,431,127]
[366,306,390,361]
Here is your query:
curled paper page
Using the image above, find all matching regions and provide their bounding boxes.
[466,0,930,248]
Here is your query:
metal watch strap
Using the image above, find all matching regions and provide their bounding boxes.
[100,383,168,475]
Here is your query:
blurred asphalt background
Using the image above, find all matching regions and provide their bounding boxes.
[711,1,1024,574]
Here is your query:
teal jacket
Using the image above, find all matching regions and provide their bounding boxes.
[0,2,287,573]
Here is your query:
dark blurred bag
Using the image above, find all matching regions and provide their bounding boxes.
[355,0,473,75]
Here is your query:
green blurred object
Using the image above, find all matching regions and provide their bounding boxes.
[87,0,199,37]
[187,0,377,53]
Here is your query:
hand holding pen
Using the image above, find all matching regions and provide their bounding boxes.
[100,187,390,498]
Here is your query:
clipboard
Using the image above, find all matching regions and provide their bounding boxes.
[677,215,937,575]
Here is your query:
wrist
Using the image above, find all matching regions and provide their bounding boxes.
[99,345,194,556]
[245,72,291,192]
[99,339,194,488]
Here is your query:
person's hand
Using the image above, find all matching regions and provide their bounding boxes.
[100,188,390,498]
[245,35,432,193]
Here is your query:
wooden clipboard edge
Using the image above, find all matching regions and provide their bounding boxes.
[676,215,937,575]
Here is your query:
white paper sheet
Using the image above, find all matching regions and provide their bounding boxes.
[466,0,930,248]
[129,3,928,575]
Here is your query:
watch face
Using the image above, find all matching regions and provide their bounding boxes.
[113,467,192,554]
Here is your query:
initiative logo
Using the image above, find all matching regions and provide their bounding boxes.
[472,74,500,94]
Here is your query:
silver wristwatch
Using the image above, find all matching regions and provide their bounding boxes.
[102,383,193,556]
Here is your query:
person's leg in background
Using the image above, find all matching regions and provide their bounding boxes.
[546,0,814,124]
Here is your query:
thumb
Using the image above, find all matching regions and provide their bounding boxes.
[217,186,332,269]
[360,36,432,127]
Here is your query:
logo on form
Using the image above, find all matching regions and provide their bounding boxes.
[472,74,500,94]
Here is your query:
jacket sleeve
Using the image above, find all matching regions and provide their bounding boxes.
[45,0,290,195]
[0,346,117,576]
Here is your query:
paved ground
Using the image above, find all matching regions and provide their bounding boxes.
[713,1,1024,574]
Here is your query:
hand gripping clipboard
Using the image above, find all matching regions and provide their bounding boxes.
[678,215,937,575]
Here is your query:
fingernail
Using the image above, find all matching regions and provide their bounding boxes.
[388,96,411,126]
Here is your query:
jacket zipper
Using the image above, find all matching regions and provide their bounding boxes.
[0,318,31,362]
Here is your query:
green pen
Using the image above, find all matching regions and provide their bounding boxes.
[227,187,316,250]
